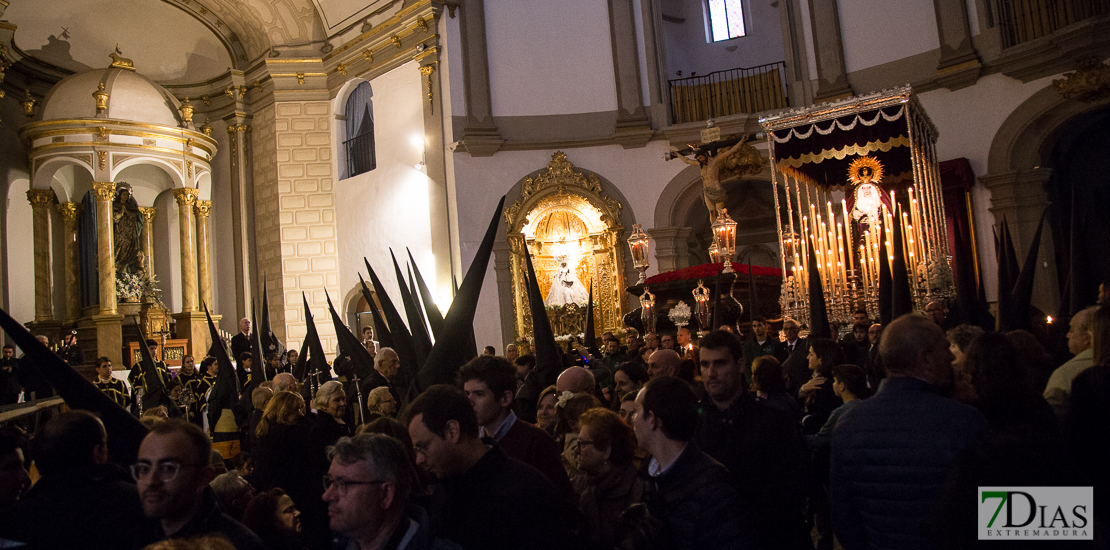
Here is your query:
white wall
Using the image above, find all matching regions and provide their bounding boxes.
[662,0,787,78]
[917,72,1062,302]
[335,61,438,329]
[485,0,618,116]
[839,0,939,73]
[448,142,687,350]
[153,190,182,312]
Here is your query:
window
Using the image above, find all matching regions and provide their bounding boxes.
[707,0,746,42]
[343,82,376,178]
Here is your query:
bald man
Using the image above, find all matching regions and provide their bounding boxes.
[556,366,595,394]
[272,373,297,394]
[646,349,682,379]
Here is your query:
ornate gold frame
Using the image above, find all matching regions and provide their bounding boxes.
[504,152,627,341]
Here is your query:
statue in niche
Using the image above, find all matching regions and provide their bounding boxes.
[113,184,143,275]
[544,255,590,307]
[847,156,891,230]
[674,135,765,223]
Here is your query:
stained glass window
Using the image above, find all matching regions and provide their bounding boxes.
[707,0,746,42]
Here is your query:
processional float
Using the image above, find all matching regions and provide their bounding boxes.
[761,85,955,330]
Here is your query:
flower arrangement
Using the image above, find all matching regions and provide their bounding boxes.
[116,271,163,303]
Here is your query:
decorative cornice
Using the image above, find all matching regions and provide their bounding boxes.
[194,200,212,217]
[56,202,82,221]
[138,206,157,222]
[91,181,116,201]
[26,189,54,208]
[172,187,199,206]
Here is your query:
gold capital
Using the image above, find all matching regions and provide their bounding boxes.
[138,206,157,222]
[57,202,82,221]
[194,200,212,218]
[91,181,116,201]
[26,189,54,208]
[172,187,199,207]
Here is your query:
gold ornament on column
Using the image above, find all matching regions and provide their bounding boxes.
[419,64,436,114]
[21,90,36,119]
[93,82,109,117]
[200,118,212,136]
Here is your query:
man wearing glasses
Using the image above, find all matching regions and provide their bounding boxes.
[134,419,265,549]
[323,433,454,550]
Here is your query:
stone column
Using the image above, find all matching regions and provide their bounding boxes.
[91,182,117,314]
[172,188,199,312]
[933,0,982,90]
[138,207,156,278]
[194,200,213,310]
[56,202,82,323]
[226,121,255,321]
[807,0,853,101]
[647,227,693,272]
[27,189,55,323]
[456,0,503,156]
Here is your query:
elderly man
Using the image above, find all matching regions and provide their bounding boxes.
[775,318,809,393]
[230,318,252,369]
[646,349,682,380]
[406,385,574,550]
[272,372,298,394]
[324,434,455,550]
[1044,306,1099,419]
[643,332,660,353]
[0,344,20,405]
[136,420,265,548]
[924,301,953,330]
[505,343,519,363]
[351,348,402,425]
[556,365,595,394]
[831,314,986,550]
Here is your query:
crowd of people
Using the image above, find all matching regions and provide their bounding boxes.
[1,287,1109,549]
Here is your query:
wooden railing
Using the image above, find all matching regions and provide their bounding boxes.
[668,61,788,125]
[994,0,1110,47]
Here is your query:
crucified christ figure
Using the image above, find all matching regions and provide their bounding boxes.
[674,136,751,223]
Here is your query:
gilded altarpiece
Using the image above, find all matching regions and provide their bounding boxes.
[505,152,627,340]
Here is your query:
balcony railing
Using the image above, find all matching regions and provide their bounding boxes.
[668,61,788,125]
[344,131,376,178]
[994,0,1109,47]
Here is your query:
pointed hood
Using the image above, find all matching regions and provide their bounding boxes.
[301,293,332,384]
[326,289,375,379]
[359,273,394,351]
[391,248,432,365]
[250,297,265,383]
[807,240,831,339]
[455,274,479,361]
[584,281,596,351]
[260,276,284,358]
[996,219,1017,331]
[952,209,985,328]
[1006,211,1046,332]
[134,321,180,416]
[365,259,419,400]
[407,248,445,338]
[418,196,506,389]
[203,303,239,436]
[523,243,563,390]
[890,203,914,320]
[878,223,893,326]
[0,307,147,467]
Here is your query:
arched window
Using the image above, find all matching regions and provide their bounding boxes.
[343,82,376,178]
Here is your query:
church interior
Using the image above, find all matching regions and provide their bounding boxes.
[1,0,1108,370]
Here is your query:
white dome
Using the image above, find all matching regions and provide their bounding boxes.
[40,67,182,127]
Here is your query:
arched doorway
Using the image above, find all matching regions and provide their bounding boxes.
[504,152,628,341]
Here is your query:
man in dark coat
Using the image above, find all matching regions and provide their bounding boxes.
[0,411,151,549]
[230,318,252,387]
[633,376,756,550]
[774,318,809,394]
[136,419,265,549]
[405,385,575,550]
[831,314,987,550]
[695,330,810,550]
[458,355,576,505]
[0,344,22,405]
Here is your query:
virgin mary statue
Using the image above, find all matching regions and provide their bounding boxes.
[544,256,590,307]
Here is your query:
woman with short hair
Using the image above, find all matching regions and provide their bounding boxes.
[571,408,645,550]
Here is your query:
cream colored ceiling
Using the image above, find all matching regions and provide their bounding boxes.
[3,0,332,82]
[6,0,235,84]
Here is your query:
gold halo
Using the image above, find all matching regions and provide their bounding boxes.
[848,156,884,186]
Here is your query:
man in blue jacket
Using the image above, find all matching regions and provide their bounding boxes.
[831,314,987,550]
